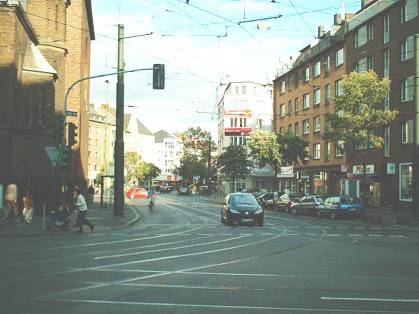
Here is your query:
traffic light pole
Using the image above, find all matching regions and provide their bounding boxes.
[114,24,125,216]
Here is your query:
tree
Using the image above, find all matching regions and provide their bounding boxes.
[176,154,207,182]
[217,145,252,192]
[139,162,161,186]
[323,71,398,206]
[125,152,142,183]
[247,130,281,189]
[277,131,308,165]
[177,127,213,158]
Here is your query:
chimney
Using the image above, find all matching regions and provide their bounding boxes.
[317,25,325,38]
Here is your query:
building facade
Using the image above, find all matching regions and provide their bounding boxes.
[0,0,94,212]
[153,130,182,185]
[273,0,418,213]
[217,81,274,193]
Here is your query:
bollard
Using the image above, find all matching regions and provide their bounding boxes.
[42,202,46,230]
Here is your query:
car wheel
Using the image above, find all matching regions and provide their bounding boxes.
[226,213,232,226]
[220,211,225,224]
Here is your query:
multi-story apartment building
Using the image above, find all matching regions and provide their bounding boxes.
[217,81,274,193]
[88,104,116,184]
[274,0,418,213]
[0,0,94,211]
[153,130,182,185]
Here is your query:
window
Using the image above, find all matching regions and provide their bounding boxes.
[295,97,300,112]
[324,84,330,104]
[303,119,310,134]
[303,93,310,109]
[401,76,414,102]
[294,122,299,136]
[288,124,292,133]
[313,116,320,132]
[235,86,239,94]
[313,61,321,77]
[383,15,390,44]
[401,120,413,144]
[335,79,342,97]
[304,145,310,160]
[304,67,310,82]
[325,114,332,131]
[335,48,344,66]
[336,140,344,156]
[325,56,330,73]
[383,91,390,110]
[313,143,320,159]
[367,56,374,71]
[288,100,293,114]
[384,126,390,157]
[401,36,414,61]
[280,81,286,94]
[355,25,366,48]
[355,57,367,72]
[242,85,247,94]
[313,88,320,106]
[367,23,374,41]
[324,141,331,161]
[399,163,413,201]
[280,104,286,117]
[383,49,389,78]
[401,0,418,23]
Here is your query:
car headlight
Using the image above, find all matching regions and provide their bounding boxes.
[229,208,239,214]
[254,209,263,214]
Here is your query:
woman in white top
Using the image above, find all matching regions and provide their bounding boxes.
[2,183,19,222]
[73,186,94,233]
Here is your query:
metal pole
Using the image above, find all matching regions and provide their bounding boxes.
[413,34,419,217]
[207,133,211,193]
[114,24,125,216]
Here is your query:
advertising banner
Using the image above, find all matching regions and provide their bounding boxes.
[225,109,252,118]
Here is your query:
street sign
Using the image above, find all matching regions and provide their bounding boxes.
[45,146,60,167]
[67,110,78,117]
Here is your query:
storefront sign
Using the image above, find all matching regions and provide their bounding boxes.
[225,109,252,118]
[301,170,310,179]
[224,127,252,134]
[353,164,375,175]
[386,163,396,174]
[277,166,294,178]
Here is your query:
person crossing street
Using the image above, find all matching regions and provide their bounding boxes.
[73,186,94,233]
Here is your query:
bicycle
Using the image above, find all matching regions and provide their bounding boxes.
[148,197,154,214]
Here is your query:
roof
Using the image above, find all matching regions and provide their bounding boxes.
[154,130,174,143]
[22,43,57,76]
[136,119,153,135]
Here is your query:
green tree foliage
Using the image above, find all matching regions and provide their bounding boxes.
[277,131,308,165]
[177,154,207,181]
[323,71,398,205]
[139,162,162,181]
[217,145,252,192]
[124,152,161,185]
[247,130,281,186]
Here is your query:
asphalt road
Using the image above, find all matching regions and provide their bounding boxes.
[1,194,419,314]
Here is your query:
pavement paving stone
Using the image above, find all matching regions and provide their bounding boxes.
[0,201,141,237]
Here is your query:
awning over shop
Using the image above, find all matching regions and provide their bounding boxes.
[22,42,57,76]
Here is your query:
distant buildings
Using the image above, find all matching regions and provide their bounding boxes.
[88,105,182,187]
[217,81,274,193]
[273,0,418,213]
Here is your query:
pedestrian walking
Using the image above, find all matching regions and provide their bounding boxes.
[87,184,95,206]
[22,182,34,224]
[73,186,94,233]
[1,183,19,222]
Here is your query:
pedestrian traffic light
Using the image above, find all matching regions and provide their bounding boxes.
[153,64,165,90]
[61,147,73,167]
[68,122,78,147]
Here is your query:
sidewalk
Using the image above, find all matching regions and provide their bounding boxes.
[0,201,142,237]
[361,207,419,228]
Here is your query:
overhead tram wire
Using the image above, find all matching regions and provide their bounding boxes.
[287,0,316,38]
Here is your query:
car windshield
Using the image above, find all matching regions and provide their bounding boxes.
[230,194,258,206]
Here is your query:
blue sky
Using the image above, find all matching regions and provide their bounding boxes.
[90,0,360,135]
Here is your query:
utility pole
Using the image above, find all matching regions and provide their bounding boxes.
[114,24,125,216]
[207,133,212,193]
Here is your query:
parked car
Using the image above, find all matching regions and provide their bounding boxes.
[292,195,326,216]
[126,187,147,199]
[276,193,302,213]
[178,186,189,195]
[316,195,363,219]
[221,193,264,226]
[257,192,283,209]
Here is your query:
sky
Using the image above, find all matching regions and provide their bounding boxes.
[90,0,361,136]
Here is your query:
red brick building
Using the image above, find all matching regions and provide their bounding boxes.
[0,0,94,212]
[274,0,418,213]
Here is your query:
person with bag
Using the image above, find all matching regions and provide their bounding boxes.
[73,186,94,233]
[22,183,34,224]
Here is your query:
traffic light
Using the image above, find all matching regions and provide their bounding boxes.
[61,147,73,167]
[153,64,165,90]
[68,122,78,147]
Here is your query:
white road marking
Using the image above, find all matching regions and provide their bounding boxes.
[326,234,342,237]
[348,234,362,237]
[45,298,419,313]
[321,296,419,303]
[368,234,384,237]
[389,235,405,238]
